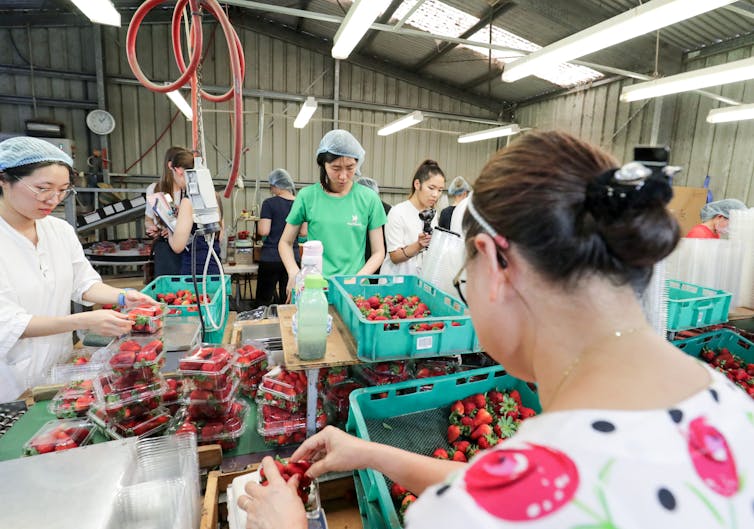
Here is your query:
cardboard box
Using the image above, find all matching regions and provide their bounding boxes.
[668,186,708,237]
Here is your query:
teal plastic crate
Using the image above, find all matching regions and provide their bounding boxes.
[330,275,478,361]
[672,329,754,364]
[666,280,732,332]
[141,275,231,341]
[346,366,541,529]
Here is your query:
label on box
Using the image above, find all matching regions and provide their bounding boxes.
[416,336,433,350]
[113,202,125,212]
[84,212,101,223]
[130,196,146,207]
[103,205,115,215]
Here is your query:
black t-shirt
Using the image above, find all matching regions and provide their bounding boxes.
[439,205,455,230]
[260,196,299,262]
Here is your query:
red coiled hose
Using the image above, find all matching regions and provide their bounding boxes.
[126,0,245,197]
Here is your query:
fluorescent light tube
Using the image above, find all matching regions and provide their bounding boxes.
[166,89,193,121]
[621,56,754,102]
[707,103,754,124]
[377,111,424,136]
[69,0,121,27]
[502,0,737,83]
[458,124,520,144]
[332,0,391,60]
[294,97,318,129]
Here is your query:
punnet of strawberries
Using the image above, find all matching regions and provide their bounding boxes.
[178,345,235,390]
[259,457,319,511]
[258,367,319,412]
[23,418,95,456]
[123,303,165,333]
[174,399,248,451]
[256,400,328,447]
[107,336,165,382]
[432,389,537,462]
[353,361,411,387]
[184,378,239,420]
[234,343,269,392]
[699,346,754,398]
[48,379,96,419]
[96,373,167,422]
[111,408,171,438]
[324,379,365,425]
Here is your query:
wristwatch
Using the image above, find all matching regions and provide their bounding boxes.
[117,288,134,306]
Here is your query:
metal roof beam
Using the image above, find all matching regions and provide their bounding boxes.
[354,0,405,54]
[411,1,516,72]
[295,0,313,33]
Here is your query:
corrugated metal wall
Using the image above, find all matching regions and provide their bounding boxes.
[516,44,754,204]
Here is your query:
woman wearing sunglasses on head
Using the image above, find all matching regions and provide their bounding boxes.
[0,137,156,402]
[238,130,754,529]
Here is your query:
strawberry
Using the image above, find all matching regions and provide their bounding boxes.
[390,483,409,500]
[451,450,467,462]
[474,408,493,427]
[432,448,449,459]
[119,340,141,353]
[452,440,470,453]
[471,424,492,441]
[473,393,487,410]
[447,424,462,443]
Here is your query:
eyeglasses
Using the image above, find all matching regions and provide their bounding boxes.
[19,180,76,202]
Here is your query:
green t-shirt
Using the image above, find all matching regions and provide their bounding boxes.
[286,182,387,276]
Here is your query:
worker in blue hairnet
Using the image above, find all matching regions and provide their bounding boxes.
[439,176,471,230]
[0,136,156,402]
[255,169,307,306]
[278,130,387,300]
[686,198,747,238]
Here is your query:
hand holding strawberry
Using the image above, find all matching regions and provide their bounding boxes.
[289,425,373,479]
[237,456,308,529]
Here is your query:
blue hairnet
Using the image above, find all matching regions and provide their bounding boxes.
[0,136,73,171]
[316,130,365,170]
[701,198,747,221]
[268,168,295,192]
[356,176,379,194]
[447,176,471,196]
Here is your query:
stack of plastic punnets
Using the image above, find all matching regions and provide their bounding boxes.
[421,227,466,297]
[640,260,669,336]
[108,433,200,529]
[665,238,744,307]
[729,208,754,309]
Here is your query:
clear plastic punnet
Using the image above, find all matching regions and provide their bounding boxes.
[22,418,95,456]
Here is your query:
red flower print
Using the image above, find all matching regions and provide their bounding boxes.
[464,443,579,521]
[687,417,739,497]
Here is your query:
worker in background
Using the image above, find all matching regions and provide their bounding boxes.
[686,198,747,238]
[255,168,306,306]
[438,175,471,230]
[167,150,223,275]
[380,160,445,276]
[0,137,156,402]
[238,130,754,529]
[145,146,189,277]
[279,130,387,300]
[355,176,391,264]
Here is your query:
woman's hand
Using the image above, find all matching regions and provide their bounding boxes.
[417,231,432,250]
[79,310,132,336]
[285,274,296,303]
[237,457,307,529]
[124,290,159,309]
[290,426,372,478]
[146,224,160,239]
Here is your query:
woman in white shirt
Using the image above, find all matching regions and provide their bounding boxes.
[0,137,155,402]
[381,159,445,276]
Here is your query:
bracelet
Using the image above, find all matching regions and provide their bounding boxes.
[401,246,412,259]
[117,288,134,306]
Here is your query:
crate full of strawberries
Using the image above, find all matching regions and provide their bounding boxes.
[329,274,478,361]
[141,275,231,321]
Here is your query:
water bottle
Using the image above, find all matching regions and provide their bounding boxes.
[301,240,324,272]
[294,255,321,306]
[296,274,328,360]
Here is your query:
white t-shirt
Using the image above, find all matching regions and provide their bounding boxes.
[407,364,754,529]
[0,215,101,401]
[381,200,438,276]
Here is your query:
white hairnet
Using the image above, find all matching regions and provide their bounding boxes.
[356,176,379,194]
[447,176,471,196]
[0,136,73,171]
[316,129,365,170]
[701,198,747,221]
[268,168,295,192]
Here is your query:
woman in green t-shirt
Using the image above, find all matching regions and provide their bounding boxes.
[279,130,387,300]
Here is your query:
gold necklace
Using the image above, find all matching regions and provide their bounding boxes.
[543,327,641,410]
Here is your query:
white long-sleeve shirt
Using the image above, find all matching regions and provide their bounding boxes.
[381,200,438,276]
[0,215,101,401]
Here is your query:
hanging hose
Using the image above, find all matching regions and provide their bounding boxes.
[126,0,245,197]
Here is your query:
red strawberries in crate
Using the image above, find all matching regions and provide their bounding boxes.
[698,345,754,398]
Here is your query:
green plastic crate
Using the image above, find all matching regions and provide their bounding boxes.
[346,366,541,529]
[330,275,478,361]
[672,329,754,364]
[141,275,231,342]
[666,279,732,332]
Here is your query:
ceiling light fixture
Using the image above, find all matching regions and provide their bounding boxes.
[377,111,424,136]
[502,0,737,83]
[69,0,121,27]
[458,124,520,144]
[707,102,754,124]
[621,56,754,102]
[332,0,391,60]
[166,88,193,121]
[294,97,318,129]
